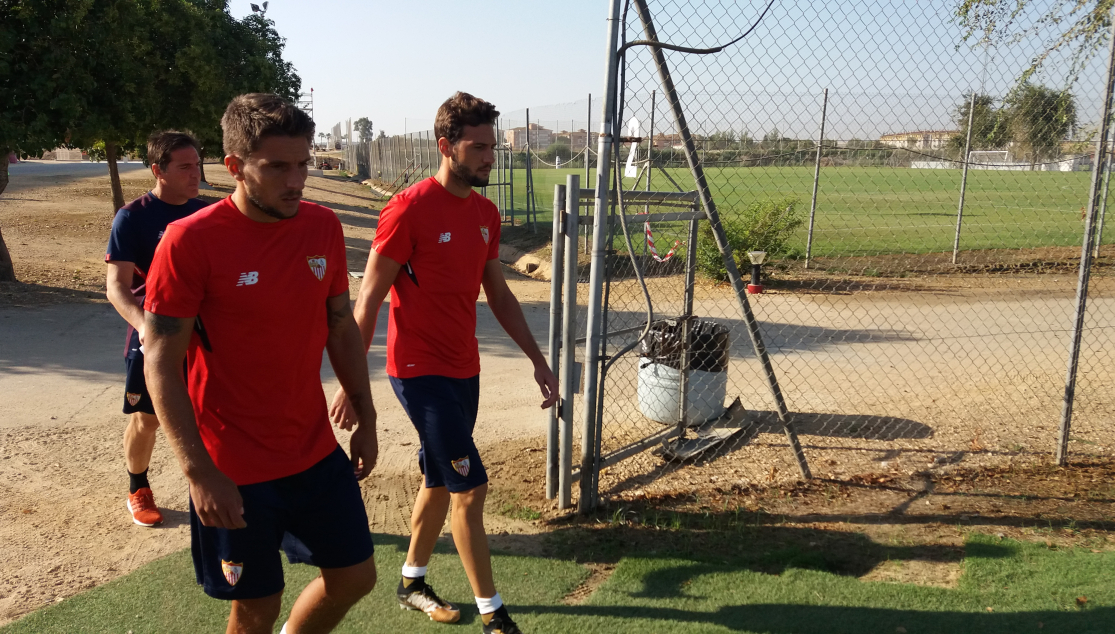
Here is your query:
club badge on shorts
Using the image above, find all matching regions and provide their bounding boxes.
[307,256,327,281]
[480,226,490,244]
[126,392,142,407]
[221,560,243,586]
[451,456,471,477]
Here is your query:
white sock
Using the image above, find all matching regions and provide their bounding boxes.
[401,564,428,579]
[475,592,503,615]
[279,623,288,634]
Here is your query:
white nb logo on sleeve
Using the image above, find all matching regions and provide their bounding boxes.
[438,232,451,243]
[237,271,259,286]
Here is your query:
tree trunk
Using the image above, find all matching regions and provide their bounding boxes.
[0,154,15,281]
[199,158,207,183]
[106,141,125,214]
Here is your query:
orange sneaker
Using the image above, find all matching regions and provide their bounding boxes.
[127,487,164,527]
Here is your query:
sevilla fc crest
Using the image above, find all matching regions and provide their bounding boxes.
[126,392,142,407]
[451,456,471,477]
[221,560,243,586]
[479,226,490,244]
[306,256,327,281]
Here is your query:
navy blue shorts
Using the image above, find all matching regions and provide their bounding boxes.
[123,330,154,415]
[190,444,374,601]
[389,375,488,493]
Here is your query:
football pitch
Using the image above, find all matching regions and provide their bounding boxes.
[493,166,1095,258]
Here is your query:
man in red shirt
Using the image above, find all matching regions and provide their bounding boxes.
[143,93,378,634]
[332,92,558,634]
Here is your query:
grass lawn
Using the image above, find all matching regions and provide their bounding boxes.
[5,532,1112,633]
[492,166,1095,258]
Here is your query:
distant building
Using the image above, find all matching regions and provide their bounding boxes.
[878,130,958,151]
[651,132,683,148]
[504,123,553,150]
[568,129,601,149]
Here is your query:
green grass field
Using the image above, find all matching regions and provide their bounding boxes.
[490,166,1095,258]
[5,532,1112,633]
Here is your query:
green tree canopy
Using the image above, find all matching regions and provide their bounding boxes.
[0,0,301,281]
[950,93,1011,153]
[354,117,373,141]
[1005,83,1077,166]
[957,0,1114,83]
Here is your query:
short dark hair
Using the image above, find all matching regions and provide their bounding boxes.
[221,93,315,158]
[147,131,200,172]
[434,92,500,145]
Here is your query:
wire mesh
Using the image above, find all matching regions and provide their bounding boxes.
[574,0,1115,505]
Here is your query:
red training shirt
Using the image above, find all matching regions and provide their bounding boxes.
[372,177,501,379]
[144,198,348,485]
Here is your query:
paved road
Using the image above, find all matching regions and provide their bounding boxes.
[7,160,152,178]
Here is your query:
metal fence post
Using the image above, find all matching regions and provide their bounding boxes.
[560,175,581,509]
[805,88,828,269]
[547,184,566,500]
[586,94,593,254]
[1057,13,1115,465]
[633,0,811,480]
[1094,149,1111,257]
[579,0,624,513]
[953,91,977,265]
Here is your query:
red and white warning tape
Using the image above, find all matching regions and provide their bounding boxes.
[644,221,681,262]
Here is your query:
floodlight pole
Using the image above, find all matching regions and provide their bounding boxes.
[632,0,810,480]
[953,91,977,265]
[1057,12,1115,465]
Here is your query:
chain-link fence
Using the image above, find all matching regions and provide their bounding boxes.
[546,0,1115,512]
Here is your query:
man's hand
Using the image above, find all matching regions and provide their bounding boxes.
[349,421,379,479]
[189,469,246,529]
[330,387,358,431]
[137,324,146,346]
[535,362,559,409]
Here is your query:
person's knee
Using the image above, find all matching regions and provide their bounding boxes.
[323,556,376,603]
[231,592,283,631]
[131,412,159,434]
[452,482,488,517]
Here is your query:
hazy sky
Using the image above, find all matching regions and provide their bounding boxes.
[229,0,1108,141]
[229,0,606,136]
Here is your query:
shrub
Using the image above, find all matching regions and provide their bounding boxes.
[695,196,803,280]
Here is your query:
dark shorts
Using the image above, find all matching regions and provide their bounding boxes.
[389,374,488,493]
[190,444,374,601]
[123,330,155,415]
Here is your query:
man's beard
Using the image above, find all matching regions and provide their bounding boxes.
[449,156,489,188]
[247,188,299,220]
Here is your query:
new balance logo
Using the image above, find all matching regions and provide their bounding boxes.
[438,232,451,243]
[237,271,259,286]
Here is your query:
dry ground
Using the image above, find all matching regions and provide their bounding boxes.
[1,162,1112,626]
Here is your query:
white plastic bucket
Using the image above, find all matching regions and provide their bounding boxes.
[637,362,727,425]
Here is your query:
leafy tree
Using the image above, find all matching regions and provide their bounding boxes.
[354,117,373,141]
[957,0,1114,84]
[1005,83,1077,167]
[0,0,300,282]
[0,0,98,281]
[949,93,1011,154]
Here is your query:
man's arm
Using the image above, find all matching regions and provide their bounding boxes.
[481,259,559,409]
[325,293,379,479]
[329,250,402,428]
[106,262,145,337]
[143,311,245,529]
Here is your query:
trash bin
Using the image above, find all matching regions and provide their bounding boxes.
[637,318,729,425]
